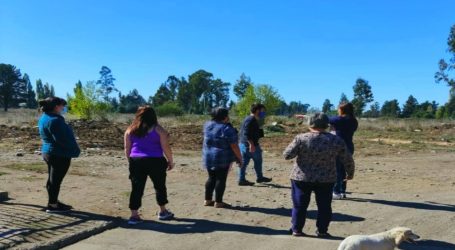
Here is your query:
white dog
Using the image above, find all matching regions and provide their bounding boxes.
[337,227,420,250]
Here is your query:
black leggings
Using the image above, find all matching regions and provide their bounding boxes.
[129,157,168,210]
[205,168,229,203]
[44,154,71,204]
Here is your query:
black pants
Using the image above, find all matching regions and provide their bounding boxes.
[43,154,71,204]
[205,168,229,203]
[129,157,168,210]
[291,181,334,234]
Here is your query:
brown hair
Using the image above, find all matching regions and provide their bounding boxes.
[339,102,355,118]
[127,106,158,137]
[38,97,67,113]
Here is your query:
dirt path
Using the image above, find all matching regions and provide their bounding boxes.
[1,149,454,249]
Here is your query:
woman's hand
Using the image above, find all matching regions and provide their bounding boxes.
[167,161,175,171]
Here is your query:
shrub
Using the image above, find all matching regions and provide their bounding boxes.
[155,102,184,117]
[67,81,112,120]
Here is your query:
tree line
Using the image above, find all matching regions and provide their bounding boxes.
[1,24,454,119]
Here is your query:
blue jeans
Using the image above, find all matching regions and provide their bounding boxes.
[333,158,347,194]
[238,143,263,181]
[291,180,334,234]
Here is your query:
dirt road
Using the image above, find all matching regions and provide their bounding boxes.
[1,149,454,250]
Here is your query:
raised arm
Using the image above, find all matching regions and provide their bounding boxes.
[157,125,174,171]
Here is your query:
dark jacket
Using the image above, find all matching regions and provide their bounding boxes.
[38,113,80,158]
[239,115,263,146]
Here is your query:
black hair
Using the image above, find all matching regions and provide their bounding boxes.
[250,103,266,114]
[211,107,229,122]
[38,97,67,113]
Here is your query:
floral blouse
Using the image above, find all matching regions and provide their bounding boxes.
[283,131,355,183]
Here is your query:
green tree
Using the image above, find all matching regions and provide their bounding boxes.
[364,102,380,118]
[67,81,112,119]
[150,76,182,106]
[36,79,45,100]
[352,78,374,116]
[0,63,23,111]
[43,82,54,98]
[233,73,253,99]
[380,100,401,118]
[402,95,419,118]
[322,99,333,113]
[235,85,256,118]
[151,83,173,106]
[187,70,213,114]
[339,93,349,105]
[435,24,455,98]
[176,77,192,113]
[435,105,447,119]
[235,84,283,118]
[23,73,38,108]
[96,66,117,101]
[203,78,230,111]
[118,89,146,113]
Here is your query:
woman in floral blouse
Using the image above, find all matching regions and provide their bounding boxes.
[283,113,355,238]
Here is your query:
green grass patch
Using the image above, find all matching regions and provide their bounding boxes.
[18,175,43,182]
[0,171,9,176]
[2,162,46,173]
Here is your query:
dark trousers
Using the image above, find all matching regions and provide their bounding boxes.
[43,154,71,204]
[291,180,334,234]
[205,168,229,203]
[333,158,347,194]
[129,157,168,210]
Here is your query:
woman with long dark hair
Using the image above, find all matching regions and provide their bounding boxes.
[38,97,80,213]
[124,106,175,224]
[329,102,358,199]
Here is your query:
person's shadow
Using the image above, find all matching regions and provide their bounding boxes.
[229,206,365,222]
[399,240,455,250]
[348,198,455,212]
[120,218,289,236]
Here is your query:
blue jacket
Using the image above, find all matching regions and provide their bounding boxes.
[202,121,238,170]
[38,113,81,158]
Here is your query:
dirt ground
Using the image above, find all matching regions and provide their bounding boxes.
[0,120,454,249]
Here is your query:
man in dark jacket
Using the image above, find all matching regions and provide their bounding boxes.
[238,103,272,186]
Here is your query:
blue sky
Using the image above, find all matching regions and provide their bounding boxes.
[1,0,454,109]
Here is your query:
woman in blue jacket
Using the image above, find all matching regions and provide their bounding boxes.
[38,97,80,213]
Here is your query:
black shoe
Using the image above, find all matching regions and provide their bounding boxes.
[238,180,255,186]
[256,177,272,183]
[46,202,73,213]
[315,230,333,238]
[57,201,73,210]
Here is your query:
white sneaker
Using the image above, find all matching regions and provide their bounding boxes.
[332,193,343,200]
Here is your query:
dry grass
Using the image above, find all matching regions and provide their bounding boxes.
[2,108,454,141]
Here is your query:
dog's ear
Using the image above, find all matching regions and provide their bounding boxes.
[393,229,406,245]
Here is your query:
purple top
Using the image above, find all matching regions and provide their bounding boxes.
[130,129,164,158]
